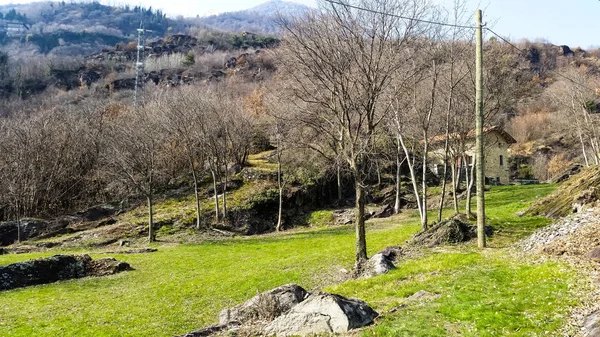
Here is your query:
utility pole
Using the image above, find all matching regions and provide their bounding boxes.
[475,9,486,248]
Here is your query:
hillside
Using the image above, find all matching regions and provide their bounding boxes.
[0,1,179,57]
[195,0,310,34]
[0,1,306,57]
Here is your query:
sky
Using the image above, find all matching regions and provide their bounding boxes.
[0,0,598,48]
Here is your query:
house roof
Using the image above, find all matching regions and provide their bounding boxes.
[428,126,517,145]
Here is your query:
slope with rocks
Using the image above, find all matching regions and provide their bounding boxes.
[527,166,600,218]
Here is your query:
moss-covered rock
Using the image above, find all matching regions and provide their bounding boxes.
[527,166,600,218]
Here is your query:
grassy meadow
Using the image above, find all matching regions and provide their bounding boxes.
[0,184,582,337]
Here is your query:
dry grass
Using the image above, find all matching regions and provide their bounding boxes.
[145,53,186,72]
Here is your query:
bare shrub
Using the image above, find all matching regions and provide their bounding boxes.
[145,53,186,72]
[507,108,556,143]
[548,153,574,178]
[193,51,232,72]
[247,51,276,72]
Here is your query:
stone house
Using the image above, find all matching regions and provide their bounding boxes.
[428,126,517,184]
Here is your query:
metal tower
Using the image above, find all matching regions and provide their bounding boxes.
[133,22,153,107]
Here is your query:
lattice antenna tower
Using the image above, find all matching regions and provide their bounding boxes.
[133,21,153,107]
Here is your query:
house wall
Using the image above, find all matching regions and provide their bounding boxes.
[464,132,511,184]
[429,130,512,184]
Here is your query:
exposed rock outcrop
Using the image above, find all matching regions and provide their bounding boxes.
[264,292,378,336]
[369,204,393,219]
[528,166,600,218]
[584,310,600,337]
[179,284,377,337]
[359,253,395,278]
[0,254,132,291]
[219,284,308,326]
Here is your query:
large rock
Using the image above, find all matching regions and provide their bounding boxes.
[588,247,600,262]
[584,310,600,337]
[219,284,308,326]
[359,253,395,278]
[0,254,132,291]
[77,204,117,222]
[333,209,355,225]
[357,246,402,278]
[370,204,393,219]
[0,219,53,246]
[264,292,378,336]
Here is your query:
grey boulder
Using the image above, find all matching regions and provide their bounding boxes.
[219,284,308,326]
[264,292,378,336]
[359,253,395,278]
[584,310,600,337]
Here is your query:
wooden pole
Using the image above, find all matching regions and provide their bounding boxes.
[475,9,486,248]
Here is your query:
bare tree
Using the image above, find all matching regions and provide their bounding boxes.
[278,0,432,267]
[156,86,208,230]
[104,104,166,242]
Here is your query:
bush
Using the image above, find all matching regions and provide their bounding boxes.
[307,210,334,227]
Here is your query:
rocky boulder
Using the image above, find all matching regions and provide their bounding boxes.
[333,209,355,225]
[359,253,395,278]
[357,246,402,278]
[584,310,600,337]
[77,204,117,222]
[0,218,55,246]
[264,292,378,336]
[0,254,132,291]
[219,284,308,326]
[369,204,393,219]
[588,247,600,262]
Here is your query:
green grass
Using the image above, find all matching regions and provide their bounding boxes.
[307,209,335,227]
[0,184,580,337]
[328,251,576,336]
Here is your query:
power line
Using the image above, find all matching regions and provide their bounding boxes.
[322,0,478,29]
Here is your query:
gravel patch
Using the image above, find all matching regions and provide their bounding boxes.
[515,208,600,336]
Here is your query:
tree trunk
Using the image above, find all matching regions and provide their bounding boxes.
[211,169,220,223]
[376,160,381,187]
[399,135,423,225]
[394,144,402,214]
[16,201,21,243]
[188,155,202,230]
[438,161,448,223]
[354,179,367,268]
[276,137,283,232]
[337,164,343,202]
[421,133,429,231]
[463,154,471,215]
[277,188,283,231]
[451,158,459,214]
[222,163,228,219]
[464,155,474,217]
[147,195,154,242]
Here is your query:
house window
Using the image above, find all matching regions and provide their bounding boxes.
[499,155,504,166]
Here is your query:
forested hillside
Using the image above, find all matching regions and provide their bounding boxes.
[0,0,599,234]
